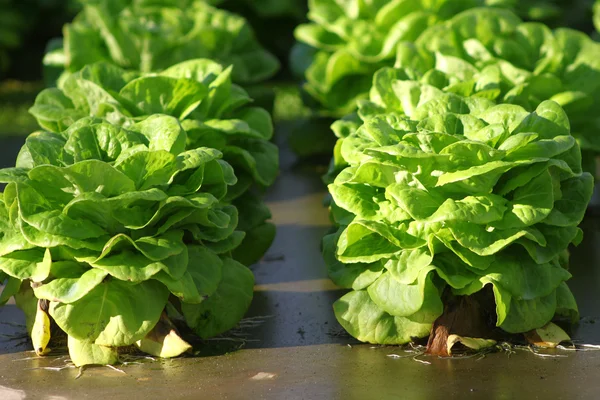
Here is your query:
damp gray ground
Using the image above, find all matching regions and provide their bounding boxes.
[0,126,600,400]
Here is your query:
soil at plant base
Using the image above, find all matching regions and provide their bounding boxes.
[0,127,600,399]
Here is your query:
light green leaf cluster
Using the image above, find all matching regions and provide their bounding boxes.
[595,0,600,33]
[30,59,278,264]
[387,8,600,156]
[0,114,256,365]
[325,89,592,344]
[292,0,508,116]
[44,0,279,85]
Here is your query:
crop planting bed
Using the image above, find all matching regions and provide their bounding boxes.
[0,126,599,399]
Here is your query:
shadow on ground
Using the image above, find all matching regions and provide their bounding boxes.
[0,304,29,355]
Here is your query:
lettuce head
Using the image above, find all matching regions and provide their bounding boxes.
[389,8,600,167]
[30,59,279,266]
[44,0,279,85]
[0,115,255,365]
[292,0,510,116]
[325,86,592,345]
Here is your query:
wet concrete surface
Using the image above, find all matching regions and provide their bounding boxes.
[1,129,600,399]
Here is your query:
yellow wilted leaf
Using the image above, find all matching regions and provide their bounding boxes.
[524,322,571,348]
[447,334,497,355]
[31,299,51,356]
[135,312,192,358]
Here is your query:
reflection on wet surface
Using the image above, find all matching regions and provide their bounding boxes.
[1,343,600,400]
[0,385,26,400]
[1,131,600,399]
[267,193,331,227]
[254,278,340,293]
